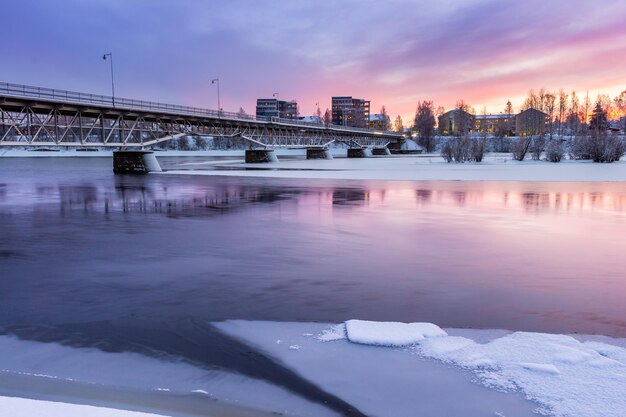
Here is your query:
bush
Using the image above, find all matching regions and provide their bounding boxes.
[471,138,486,162]
[588,133,625,163]
[441,141,453,162]
[570,133,625,163]
[529,136,545,160]
[441,137,485,163]
[569,135,591,160]
[545,140,564,163]
[511,137,531,161]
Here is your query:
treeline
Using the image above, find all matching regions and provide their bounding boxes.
[406,88,626,163]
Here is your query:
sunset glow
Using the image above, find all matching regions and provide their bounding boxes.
[2,1,626,122]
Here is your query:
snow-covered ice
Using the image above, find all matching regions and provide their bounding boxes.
[3,321,625,417]
[0,335,339,417]
[216,320,626,417]
[161,155,626,182]
[345,319,447,346]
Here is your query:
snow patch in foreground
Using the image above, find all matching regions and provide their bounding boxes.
[221,320,626,417]
[0,395,163,417]
[344,319,447,346]
[315,320,626,417]
[415,330,626,417]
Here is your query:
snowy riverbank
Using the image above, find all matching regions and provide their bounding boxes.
[162,154,626,182]
[1,321,625,417]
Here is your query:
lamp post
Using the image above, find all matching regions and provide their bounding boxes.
[272,92,279,118]
[102,53,115,107]
[211,78,220,116]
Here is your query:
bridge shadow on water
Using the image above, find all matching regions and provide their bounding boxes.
[2,319,368,417]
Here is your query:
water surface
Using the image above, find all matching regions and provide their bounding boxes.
[1,157,625,338]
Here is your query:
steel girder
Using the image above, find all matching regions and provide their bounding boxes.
[0,96,401,148]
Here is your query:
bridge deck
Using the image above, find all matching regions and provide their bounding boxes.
[0,82,402,148]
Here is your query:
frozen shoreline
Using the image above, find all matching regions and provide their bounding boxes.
[2,322,625,417]
[161,155,626,182]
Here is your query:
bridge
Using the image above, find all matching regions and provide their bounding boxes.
[0,82,403,149]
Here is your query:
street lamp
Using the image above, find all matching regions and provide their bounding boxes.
[211,78,220,116]
[273,92,279,118]
[102,53,115,107]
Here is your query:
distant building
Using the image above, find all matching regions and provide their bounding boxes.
[515,108,548,136]
[256,98,298,119]
[438,109,474,135]
[368,113,390,130]
[332,96,370,128]
[473,114,515,135]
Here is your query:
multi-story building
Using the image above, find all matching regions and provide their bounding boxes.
[256,99,298,119]
[515,108,548,136]
[473,114,514,134]
[368,113,390,130]
[331,96,370,128]
[438,109,474,135]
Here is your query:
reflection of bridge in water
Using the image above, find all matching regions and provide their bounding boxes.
[6,180,625,218]
[0,82,403,149]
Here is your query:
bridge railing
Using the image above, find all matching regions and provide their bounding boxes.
[0,81,400,137]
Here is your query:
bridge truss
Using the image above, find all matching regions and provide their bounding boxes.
[0,82,402,148]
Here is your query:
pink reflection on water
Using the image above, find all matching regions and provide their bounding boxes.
[283,181,626,336]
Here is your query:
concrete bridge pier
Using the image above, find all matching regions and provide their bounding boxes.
[113,151,162,174]
[347,147,369,158]
[245,149,278,163]
[372,147,391,156]
[306,147,333,159]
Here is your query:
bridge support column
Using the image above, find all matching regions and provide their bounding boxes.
[113,151,162,174]
[245,149,278,163]
[371,147,391,156]
[306,148,333,160]
[347,147,369,158]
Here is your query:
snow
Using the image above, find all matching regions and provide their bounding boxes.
[0,335,338,417]
[161,155,626,182]
[415,331,626,417]
[216,320,626,417]
[344,319,447,346]
[0,396,166,417]
[216,321,539,417]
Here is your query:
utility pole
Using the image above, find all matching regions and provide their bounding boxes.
[102,53,115,107]
[211,78,220,116]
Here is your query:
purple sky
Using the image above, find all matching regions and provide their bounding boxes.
[2,0,626,121]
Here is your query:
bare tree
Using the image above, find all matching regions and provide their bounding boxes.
[557,90,568,137]
[568,91,581,134]
[323,108,332,125]
[544,93,556,139]
[237,107,248,119]
[393,115,403,132]
[379,106,391,130]
[414,100,436,153]
[614,91,626,132]
[583,92,592,127]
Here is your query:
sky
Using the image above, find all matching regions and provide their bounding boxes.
[2,0,626,123]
